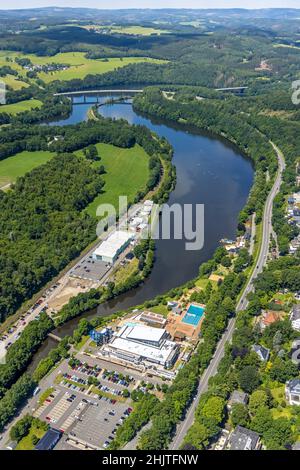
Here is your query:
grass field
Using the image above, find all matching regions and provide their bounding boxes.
[76,143,149,217]
[83,24,170,36]
[1,74,29,90]
[0,50,166,84]
[149,304,170,317]
[11,52,165,83]
[113,258,139,284]
[16,424,47,450]
[0,98,42,115]
[0,150,54,188]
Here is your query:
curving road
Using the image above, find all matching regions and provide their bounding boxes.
[170,141,285,450]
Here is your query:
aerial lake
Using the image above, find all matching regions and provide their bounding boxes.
[28,91,254,369]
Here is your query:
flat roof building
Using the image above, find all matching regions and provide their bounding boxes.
[102,323,179,368]
[92,231,133,264]
[35,428,62,451]
[139,311,167,328]
[119,324,167,348]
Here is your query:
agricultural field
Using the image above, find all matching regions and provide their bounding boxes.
[0,150,54,188]
[0,50,166,84]
[76,142,149,217]
[84,24,170,36]
[0,98,42,115]
[1,74,29,90]
[5,52,165,83]
[0,143,149,209]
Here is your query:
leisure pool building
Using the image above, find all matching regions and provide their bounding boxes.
[101,323,179,369]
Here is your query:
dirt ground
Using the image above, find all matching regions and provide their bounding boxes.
[48,278,96,312]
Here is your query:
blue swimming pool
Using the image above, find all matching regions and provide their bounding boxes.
[182,304,205,326]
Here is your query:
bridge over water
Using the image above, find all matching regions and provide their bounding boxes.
[54,86,248,100]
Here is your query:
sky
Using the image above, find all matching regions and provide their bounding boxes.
[0,1,298,10]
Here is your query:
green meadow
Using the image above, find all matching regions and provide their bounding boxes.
[1,144,149,215]
[0,150,54,188]
[0,99,42,115]
[1,74,29,90]
[84,24,170,36]
[76,143,149,217]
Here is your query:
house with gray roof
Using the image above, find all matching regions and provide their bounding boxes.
[227,390,248,410]
[252,344,270,362]
[227,425,261,450]
[286,378,300,406]
[290,304,300,332]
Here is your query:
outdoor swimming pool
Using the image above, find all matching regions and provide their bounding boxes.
[182,304,205,326]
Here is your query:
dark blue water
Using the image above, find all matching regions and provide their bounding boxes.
[47,93,253,338]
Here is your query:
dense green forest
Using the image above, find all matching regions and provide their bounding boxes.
[0,153,103,322]
[0,114,173,323]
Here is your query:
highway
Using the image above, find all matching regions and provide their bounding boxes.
[53,89,143,96]
[170,142,285,450]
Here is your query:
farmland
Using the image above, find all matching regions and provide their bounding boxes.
[1,74,29,90]
[0,150,54,188]
[0,99,43,115]
[0,51,166,83]
[76,143,149,217]
[83,24,170,36]
[0,143,149,210]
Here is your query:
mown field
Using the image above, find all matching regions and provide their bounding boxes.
[83,24,170,36]
[0,150,54,188]
[75,142,149,217]
[0,51,166,83]
[1,143,149,213]
[1,74,29,90]
[0,98,42,115]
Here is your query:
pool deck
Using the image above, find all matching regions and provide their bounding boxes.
[166,302,205,342]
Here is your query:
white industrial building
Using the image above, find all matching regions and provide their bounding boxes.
[102,324,179,368]
[92,231,134,264]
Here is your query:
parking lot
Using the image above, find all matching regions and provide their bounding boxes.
[70,256,111,282]
[34,385,131,450]
[68,399,130,449]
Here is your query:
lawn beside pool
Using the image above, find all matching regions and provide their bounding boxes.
[0,150,54,188]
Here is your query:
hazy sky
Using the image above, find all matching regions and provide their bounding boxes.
[0,1,298,10]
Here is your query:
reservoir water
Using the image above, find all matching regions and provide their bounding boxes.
[28,92,254,369]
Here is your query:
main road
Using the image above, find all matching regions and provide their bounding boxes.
[170,142,285,450]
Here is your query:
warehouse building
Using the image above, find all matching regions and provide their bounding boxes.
[35,428,62,451]
[92,231,134,264]
[102,324,179,368]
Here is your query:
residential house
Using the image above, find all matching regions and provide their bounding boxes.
[227,425,261,450]
[260,310,282,330]
[227,390,248,410]
[286,378,300,406]
[252,344,270,362]
[290,304,300,331]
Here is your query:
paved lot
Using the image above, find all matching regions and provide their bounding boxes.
[69,399,128,449]
[77,353,165,386]
[70,256,111,282]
